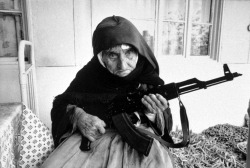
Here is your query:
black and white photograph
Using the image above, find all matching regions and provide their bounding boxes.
[0,0,250,167]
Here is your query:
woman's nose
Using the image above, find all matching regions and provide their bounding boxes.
[117,54,127,69]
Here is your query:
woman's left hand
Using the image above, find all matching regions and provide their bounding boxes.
[141,93,169,122]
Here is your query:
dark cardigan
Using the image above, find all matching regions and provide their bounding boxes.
[51,16,172,147]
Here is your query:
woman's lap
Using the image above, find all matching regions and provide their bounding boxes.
[41,129,174,168]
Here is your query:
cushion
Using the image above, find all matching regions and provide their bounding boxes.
[19,106,54,168]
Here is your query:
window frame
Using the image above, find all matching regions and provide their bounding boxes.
[155,0,223,59]
[0,0,29,64]
[91,0,223,60]
[210,0,224,62]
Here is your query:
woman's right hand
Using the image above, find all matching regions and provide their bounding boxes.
[75,107,106,142]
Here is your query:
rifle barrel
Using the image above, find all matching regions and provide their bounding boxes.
[177,72,242,96]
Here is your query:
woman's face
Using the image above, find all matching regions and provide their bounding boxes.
[102,44,138,77]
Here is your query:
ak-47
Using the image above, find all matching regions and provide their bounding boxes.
[110,64,242,114]
[80,64,242,156]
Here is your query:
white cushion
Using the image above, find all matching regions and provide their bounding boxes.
[19,106,54,168]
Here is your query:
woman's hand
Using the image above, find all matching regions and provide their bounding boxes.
[75,107,106,142]
[141,94,169,123]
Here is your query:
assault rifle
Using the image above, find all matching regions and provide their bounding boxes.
[80,64,242,156]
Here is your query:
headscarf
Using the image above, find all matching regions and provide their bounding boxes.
[51,16,165,147]
[65,16,164,92]
[92,16,159,73]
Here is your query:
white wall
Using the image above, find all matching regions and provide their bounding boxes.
[36,66,81,129]
[31,0,75,66]
[29,0,92,128]
[35,56,250,133]
[158,56,250,133]
[19,0,250,133]
[1,0,249,134]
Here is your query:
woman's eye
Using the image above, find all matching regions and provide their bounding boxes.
[108,54,117,59]
[125,51,131,55]
[125,50,135,59]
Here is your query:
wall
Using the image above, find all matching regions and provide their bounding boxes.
[158,56,250,133]
[17,0,250,133]
[37,56,250,133]
[35,56,250,133]
[29,0,92,127]
[1,0,249,133]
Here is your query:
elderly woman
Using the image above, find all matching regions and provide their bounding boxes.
[41,16,174,168]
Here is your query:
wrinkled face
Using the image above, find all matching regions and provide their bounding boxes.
[102,44,138,77]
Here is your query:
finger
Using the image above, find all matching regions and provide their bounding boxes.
[92,116,106,126]
[149,94,163,107]
[143,95,157,108]
[156,94,169,107]
[147,94,165,111]
[142,96,155,113]
[84,134,95,142]
[101,120,106,127]
[96,124,106,134]
[93,118,106,129]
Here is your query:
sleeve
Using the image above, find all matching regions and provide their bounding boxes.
[163,107,173,133]
[146,107,173,136]
[149,107,174,143]
[148,111,165,136]
[161,107,174,143]
[51,94,79,148]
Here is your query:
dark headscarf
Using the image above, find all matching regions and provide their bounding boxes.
[92,16,159,73]
[51,16,164,147]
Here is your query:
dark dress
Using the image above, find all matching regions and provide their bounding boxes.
[41,16,175,168]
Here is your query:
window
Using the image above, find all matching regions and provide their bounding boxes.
[92,0,221,59]
[0,0,28,62]
[160,0,186,56]
[159,0,214,57]
[92,0,157,52]
[190,0,212,56]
